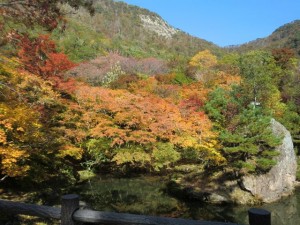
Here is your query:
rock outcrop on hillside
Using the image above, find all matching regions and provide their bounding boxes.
[139,15,178,38]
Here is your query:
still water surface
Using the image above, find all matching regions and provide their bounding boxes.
[76,175,300,225]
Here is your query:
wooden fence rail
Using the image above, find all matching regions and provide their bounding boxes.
[0,198,61,219]
[0,194,270,225]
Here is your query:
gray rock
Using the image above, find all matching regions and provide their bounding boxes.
[207,193,230,204]
[139,15,178,39]
[242,119,297,203]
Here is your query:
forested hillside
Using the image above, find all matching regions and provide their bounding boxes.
[52,0,222,62]
[1,1,300,219]
[230,20,300,56]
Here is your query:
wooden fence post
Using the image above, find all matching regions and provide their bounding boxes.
[248,208,271,225]
[61,194,80,225]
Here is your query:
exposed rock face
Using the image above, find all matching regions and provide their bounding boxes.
[139,15,178,38]
[242,119,297,203]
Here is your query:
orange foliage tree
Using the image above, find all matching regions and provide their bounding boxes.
[74,85,225,171]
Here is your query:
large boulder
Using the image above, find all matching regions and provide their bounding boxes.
[242,119,297,203]
[167,119,297,205]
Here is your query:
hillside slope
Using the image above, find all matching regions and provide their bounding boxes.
[53,0,222,62]
[230,20,300,56]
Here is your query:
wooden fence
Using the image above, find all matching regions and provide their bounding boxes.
[0,194,271,225]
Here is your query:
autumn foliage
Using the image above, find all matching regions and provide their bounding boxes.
[17,34,76,78]
[0,0,299,199]
[74,85,224,169]
[0,55,80,182]
[0,19,296,186]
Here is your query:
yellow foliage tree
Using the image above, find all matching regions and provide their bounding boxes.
[0,56,41,178]
[189,50,217,70]
[0,55,83,181]
[188,50,218,81]
[0,103,42,177]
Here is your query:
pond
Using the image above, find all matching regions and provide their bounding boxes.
[75,174,300,225]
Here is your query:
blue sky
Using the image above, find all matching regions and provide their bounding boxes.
[120,0,300,47]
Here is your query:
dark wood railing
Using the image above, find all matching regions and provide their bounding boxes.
[0,194,271,225]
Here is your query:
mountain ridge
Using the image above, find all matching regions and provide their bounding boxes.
[53,0,300,62]
[227,20,300,56]
[54,0,222,62]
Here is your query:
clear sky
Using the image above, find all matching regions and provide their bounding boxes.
[119,0,300,47]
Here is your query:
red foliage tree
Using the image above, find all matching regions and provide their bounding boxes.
[179,94,204,117]
[17,34,77,95]
[42,52,77,77]
[18,34,56,76]
[17,34,76,78]
[272,48,295,69]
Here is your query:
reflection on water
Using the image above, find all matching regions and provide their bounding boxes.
[226,187,300,225]
[77,176,185,217]
[76,175,300,225]
[260,189,300,225]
